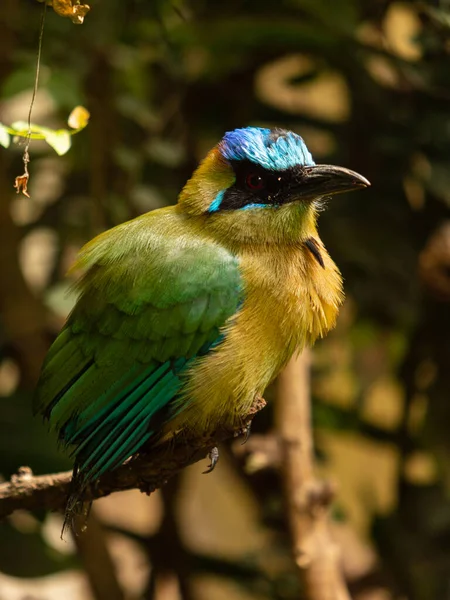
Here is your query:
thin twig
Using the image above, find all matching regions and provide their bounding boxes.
[275,352,351,600]
[0,397,266,519]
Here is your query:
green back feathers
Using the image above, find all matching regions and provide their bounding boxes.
[34,206,243,490]
[74,209,239,310]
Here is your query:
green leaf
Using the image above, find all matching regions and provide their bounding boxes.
[10,121,43,136]
[10,122,73,154]
[9,116,86,153]
[10,120,31,131]
[43,129,72,155]
[0,124,10,148]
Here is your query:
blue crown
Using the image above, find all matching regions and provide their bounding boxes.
[219,127,315,171]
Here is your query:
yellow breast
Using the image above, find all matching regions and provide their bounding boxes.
[176,238,343,432]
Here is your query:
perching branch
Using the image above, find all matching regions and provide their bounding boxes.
[275,352,351,600]
[0,397,266,520]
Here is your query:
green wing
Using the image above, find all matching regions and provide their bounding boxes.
[34,209,243,487]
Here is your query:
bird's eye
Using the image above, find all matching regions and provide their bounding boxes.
[245,172,265,190]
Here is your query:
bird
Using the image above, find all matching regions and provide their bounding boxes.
[34,126,369,514]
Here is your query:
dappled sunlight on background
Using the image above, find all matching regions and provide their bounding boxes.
[1,1,450,599]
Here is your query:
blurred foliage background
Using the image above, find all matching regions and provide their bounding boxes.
[1,0,450,599]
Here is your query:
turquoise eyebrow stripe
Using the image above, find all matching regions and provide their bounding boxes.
[208,189,225,212]
[239,203,275,211]
[209,194,278,213]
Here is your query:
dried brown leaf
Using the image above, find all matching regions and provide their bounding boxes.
[40,0,90,24]
[14,173,30,198]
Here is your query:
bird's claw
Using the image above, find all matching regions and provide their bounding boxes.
[240,422,252,445]
[233,421,252,444]
[203,446,219,474]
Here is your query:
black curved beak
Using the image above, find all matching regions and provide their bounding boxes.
[293,164,370,201]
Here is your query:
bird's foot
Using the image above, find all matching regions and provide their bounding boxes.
[233,421,252,445]
[203,446,219,474]
[240,421,252,445]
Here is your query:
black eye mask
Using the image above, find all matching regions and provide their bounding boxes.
[209,160,306,212]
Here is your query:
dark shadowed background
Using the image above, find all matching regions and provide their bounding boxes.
[1,1,450,599]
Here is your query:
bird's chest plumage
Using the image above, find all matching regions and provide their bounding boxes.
[238,242,343,373]
[179,240,343,431]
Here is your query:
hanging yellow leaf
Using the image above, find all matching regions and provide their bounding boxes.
[68,106,90,130]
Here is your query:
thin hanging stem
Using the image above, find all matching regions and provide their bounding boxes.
[23,1,47,176]
[14,1,47,198]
